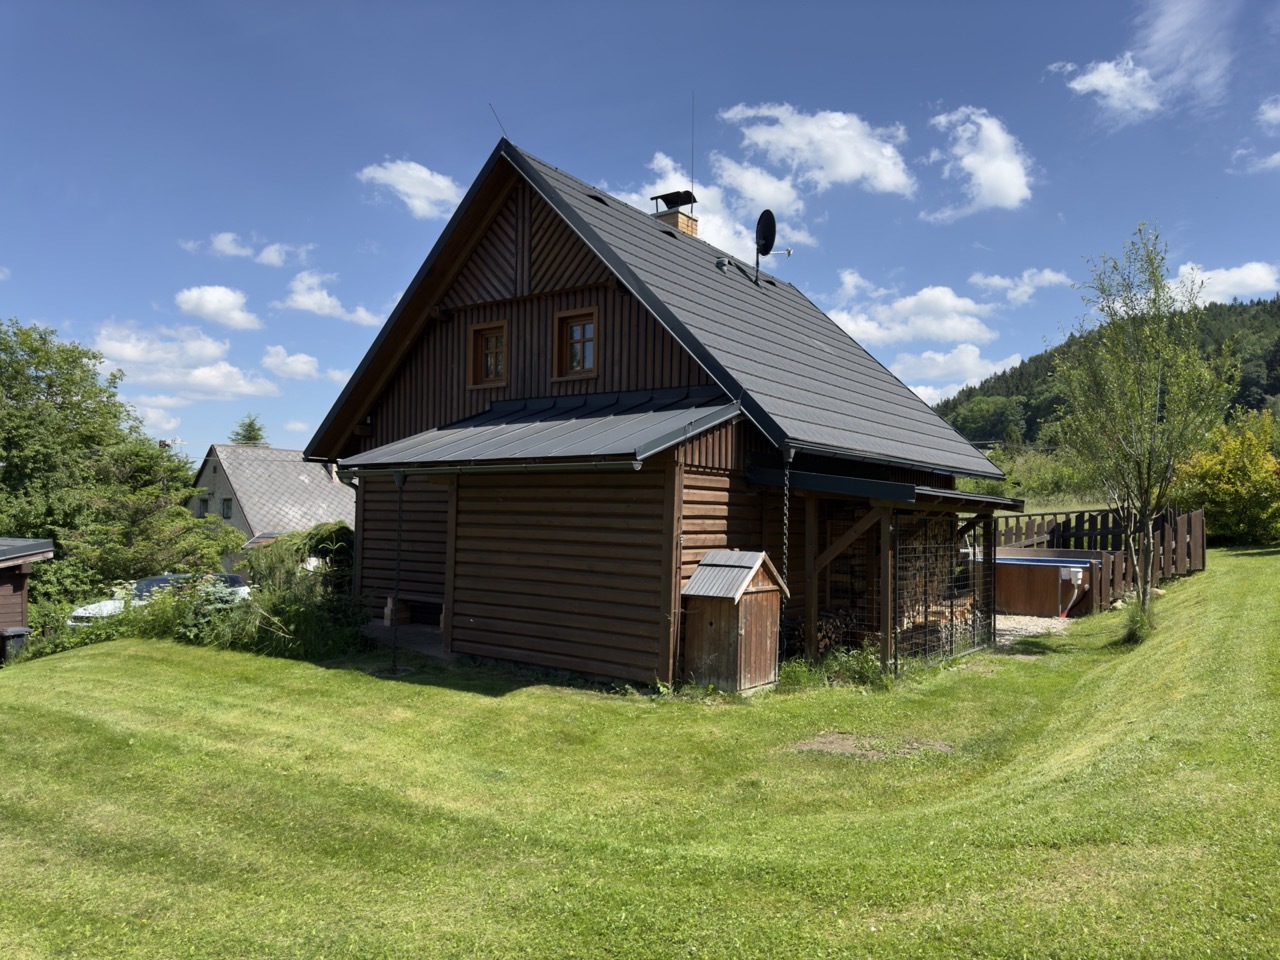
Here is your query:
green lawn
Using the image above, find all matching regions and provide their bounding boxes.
[2,549,1278,959]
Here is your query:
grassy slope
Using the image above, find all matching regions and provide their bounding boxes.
[1,549,1277,959]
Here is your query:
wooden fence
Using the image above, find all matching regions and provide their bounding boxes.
[995,507,1205,608]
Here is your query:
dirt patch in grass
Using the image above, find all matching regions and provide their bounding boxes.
[794,733,954,759]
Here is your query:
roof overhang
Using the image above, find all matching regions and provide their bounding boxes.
[339,387,738,472]
[0,538,55,569]
[745,467,1022,514]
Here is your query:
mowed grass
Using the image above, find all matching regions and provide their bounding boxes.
[2,549,1278,958]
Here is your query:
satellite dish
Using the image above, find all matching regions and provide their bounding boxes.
[755,209,776,257]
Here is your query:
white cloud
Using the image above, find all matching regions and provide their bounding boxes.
[1259,95,1280,134]
[175,285,262,330]
[357,159,464,220]
[720,102,915,196]
[708,154,805,217]
[137,406,182,433]
[94,323,278,401]
[0,266,10,281]
[923,107,1033,223]
[1058,52,1162,123]
[326,368,352,384]
[255,242,313,267]
[273,270,381,326]
[283,420,311,434]
[1054,0,1240,125]
[96,322,228,367]
[1177,260,1280,302]
[970,267,1072,306]
[834,269,892,304]
[181,232,312,266]
[210,231,254,258]
[262,345,320,379]
[831,286,999,346]
[133,394,193,409]
[890,343,1023,383]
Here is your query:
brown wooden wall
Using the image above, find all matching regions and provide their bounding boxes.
[355,475,449,614]
[447,470,671,683]
[361,182,712,453]
[679,471,767,586]
[0,569,27,630]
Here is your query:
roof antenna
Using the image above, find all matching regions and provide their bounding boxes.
[489,102,509,139]
[754,209,776,285]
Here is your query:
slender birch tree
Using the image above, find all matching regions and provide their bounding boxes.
[1054,225,1238,616]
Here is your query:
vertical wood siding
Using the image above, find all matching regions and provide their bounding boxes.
[365,286,711,452]
[355,475,449,615]
[361,181,710,454]
[448,471,668,682]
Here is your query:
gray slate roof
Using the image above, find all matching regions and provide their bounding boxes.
[202,446,355,537]
[342,387,737,468]
[503,142,1002,480]
[682,549,788,602]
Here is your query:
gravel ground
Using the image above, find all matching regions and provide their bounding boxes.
[995,615,1068,646]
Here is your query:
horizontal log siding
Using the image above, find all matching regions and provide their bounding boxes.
[0,571,27,629]
[678,472,766,588]
[355,475,449,613]
[364,286,711,452]
[449,471,668,682]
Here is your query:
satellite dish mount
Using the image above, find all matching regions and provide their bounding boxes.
[754,209,776,285]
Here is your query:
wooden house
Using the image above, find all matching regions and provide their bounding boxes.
[306,139,1020,685]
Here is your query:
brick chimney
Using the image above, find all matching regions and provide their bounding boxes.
[650,190,698,238]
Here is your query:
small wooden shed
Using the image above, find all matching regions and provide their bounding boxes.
[1,538,53,664]
[682,550,789,693]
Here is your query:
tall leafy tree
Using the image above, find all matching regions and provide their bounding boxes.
[229,413,268,446]
[0,318,242,604]
[1054,226,1238,614]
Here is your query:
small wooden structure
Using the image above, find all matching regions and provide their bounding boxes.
[996,508,1206,615]
[682,550,788,692]
[0,538,54,664]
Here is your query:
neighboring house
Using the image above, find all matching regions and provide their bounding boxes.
[306,138,1020,685]
[0,538,53,631]
[190,445,356,542]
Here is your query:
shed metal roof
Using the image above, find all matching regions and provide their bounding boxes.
[682,549,788,603]
[341,387,738,469]
[0,538,54,568]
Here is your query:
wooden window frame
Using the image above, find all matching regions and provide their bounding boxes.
[552,307,599,382]
[468,320,508,389]
[220,498,233,520]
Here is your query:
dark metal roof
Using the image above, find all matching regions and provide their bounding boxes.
[0,538,54,568]
[682,549,788,602]
[341,387,738,469]
[309,138,1004,481]
[504,143,1004,480]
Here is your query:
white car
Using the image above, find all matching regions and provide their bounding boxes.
[67,573,250,628]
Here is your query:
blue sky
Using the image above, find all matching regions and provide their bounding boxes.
[4,0,1279,462]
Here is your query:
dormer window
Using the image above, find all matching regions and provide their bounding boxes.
[554,308,597,379]
[469,322,507,387]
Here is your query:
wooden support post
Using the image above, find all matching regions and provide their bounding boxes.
[804,493,819,662]
[441,475,458,653]
[658,460,684,686]
[880,510,893,672]
[1176,512,1190,575]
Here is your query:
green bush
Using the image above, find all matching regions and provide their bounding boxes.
[129,526,368,660]
[1174,408,1280,545]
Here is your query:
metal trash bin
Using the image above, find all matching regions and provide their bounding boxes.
[1,627,32,665]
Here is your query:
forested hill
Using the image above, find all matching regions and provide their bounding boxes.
[935,295,1280,445]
